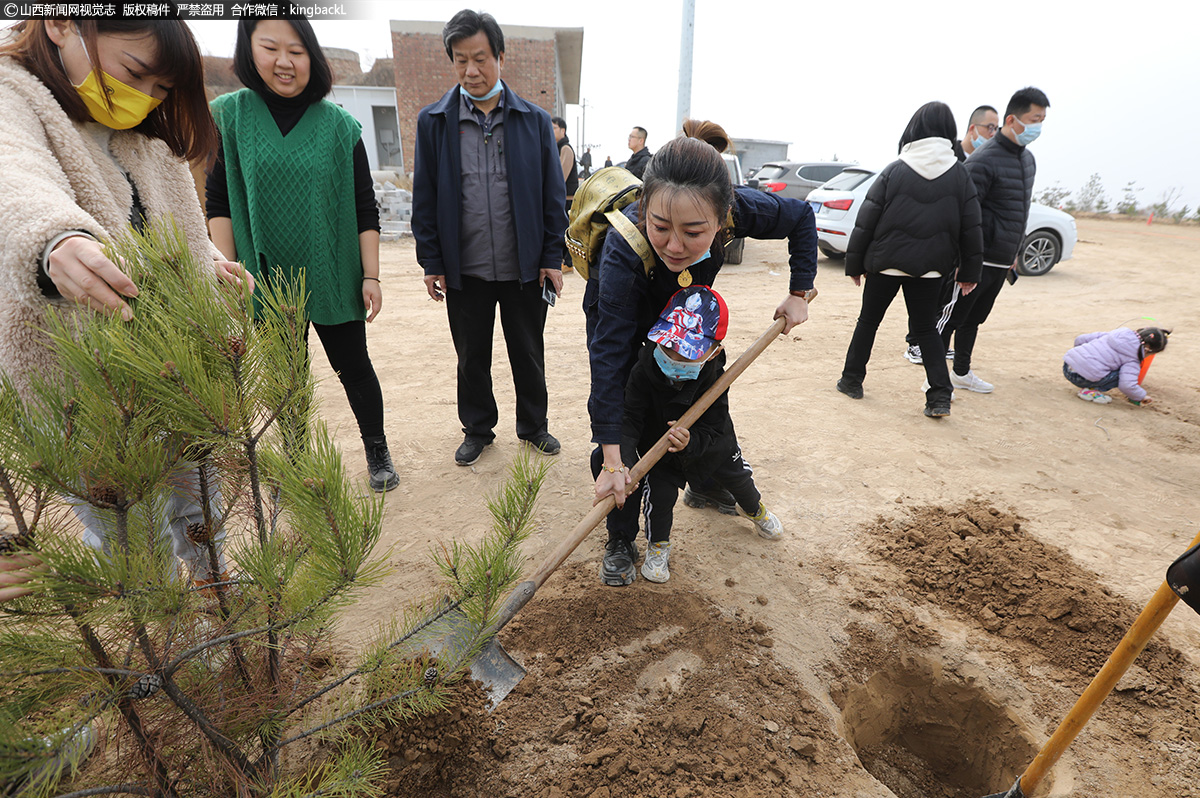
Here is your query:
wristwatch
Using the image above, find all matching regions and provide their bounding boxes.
[789,288,818,303]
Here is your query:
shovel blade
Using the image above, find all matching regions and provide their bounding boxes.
[470,637,526,710]
[981,777,1024,798]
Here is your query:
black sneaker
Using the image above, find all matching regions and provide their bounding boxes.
[924,404,951,418]
[521,431,561,456]
[836,378,864,400]
[600,537,638,586]
[363,436,399,492]
[683,484,738,516]
[455,436,491,466]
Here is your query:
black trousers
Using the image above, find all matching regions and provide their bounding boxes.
[445,276,549,442]
[940,266,1007,376]
[642,447,761,543]
[842,273,952,405]
[308,320,385,439]
[906,271,956,347]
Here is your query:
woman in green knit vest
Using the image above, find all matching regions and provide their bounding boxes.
[206,19,398,492]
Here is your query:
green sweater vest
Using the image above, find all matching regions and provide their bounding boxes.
[212,90,364,325]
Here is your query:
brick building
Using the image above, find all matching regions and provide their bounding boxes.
[389,20,583,177]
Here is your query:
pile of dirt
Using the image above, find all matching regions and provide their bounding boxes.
[869,500,1192,699]
[371,562,855,798]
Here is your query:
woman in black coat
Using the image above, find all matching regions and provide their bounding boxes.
[836,101,983,417]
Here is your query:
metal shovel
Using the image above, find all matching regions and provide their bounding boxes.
[982,527,1200,797]
[449,313,796,709]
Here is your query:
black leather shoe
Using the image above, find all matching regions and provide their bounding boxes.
[521,431,561,456]
[363,436,399,492]
[683,484,738,516]
[455,437,491,466]
[836,378,864,400]
[600,537,638,586]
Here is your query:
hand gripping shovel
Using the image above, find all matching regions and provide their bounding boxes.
[455,312,799,709]
[982,528,1200,798]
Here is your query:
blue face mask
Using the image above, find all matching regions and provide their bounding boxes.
[971,136,986,150]
[1015,120,1042,146]
[690,250,712,266]
[654,345,706,382]
[464,78,503,102]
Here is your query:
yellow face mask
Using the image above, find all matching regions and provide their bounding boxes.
[72,37,163,130]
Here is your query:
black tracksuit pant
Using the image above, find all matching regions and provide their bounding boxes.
[641,447,760,543]
[940,265,1007,377]
[842,273,952,406]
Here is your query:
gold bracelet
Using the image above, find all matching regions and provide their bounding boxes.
[601,464,626,474]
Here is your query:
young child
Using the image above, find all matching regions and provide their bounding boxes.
[620,286,782,584]
[1062,326,1170,405]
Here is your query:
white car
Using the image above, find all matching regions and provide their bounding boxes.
[807,168,1077,276]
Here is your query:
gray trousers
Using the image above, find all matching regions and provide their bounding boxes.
[76,461,225,581]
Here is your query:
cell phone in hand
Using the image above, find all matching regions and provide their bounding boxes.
[1006,268,1019,286]
[542,278,557,307]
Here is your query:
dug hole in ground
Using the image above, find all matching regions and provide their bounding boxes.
[312,217,1200,797]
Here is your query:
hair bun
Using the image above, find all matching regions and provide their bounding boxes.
[680,118,731,154]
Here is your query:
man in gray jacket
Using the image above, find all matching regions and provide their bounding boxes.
[940,86,1049,393]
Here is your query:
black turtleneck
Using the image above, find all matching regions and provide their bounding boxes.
[204,88,381,233]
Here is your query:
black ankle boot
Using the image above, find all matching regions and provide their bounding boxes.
[363,436,399,492]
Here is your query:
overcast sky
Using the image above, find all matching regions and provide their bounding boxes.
[40,1,1200,211]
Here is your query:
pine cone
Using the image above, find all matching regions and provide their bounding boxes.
[185,522,211,545]
[125,674,163,701]
[226,335,246,358]
[89,484,119,505]
[424,666,439,686]
[0,531,32,555]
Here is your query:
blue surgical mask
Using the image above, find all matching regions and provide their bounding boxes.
[464,79,503,102]
[690,250,712,266]
[1015,120,1042,146]
[654,345,705,382]
[971,136,985,150]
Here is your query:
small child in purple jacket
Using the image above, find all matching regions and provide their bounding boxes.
[1062,326,1170,405]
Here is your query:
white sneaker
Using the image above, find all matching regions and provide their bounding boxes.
[904,345,923,364]
[738,502,783,540]
[921,379,955,401]
[950,369,994,393]
[641,541,671,583]
[1077,388,1113,404]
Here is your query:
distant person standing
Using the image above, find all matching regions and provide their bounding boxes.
[604,155,613,168]
[625,126,652,179]
[939,87,1050,394]
[552,116,579,271]
[904,102,999,365]
[580,146,593,178]
[412,9,567,466]
[960,104,999,157]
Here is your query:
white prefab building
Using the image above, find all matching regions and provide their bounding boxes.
[328,85,404,173]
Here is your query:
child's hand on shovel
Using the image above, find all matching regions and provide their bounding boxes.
[666,421,690,452]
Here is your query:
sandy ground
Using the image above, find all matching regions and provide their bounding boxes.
[309,217,1200,796]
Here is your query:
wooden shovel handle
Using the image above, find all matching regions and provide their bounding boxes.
[493,314,792,630]
[1016,528,1200,796]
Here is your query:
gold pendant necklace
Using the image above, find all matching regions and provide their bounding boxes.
[677,268,692,287]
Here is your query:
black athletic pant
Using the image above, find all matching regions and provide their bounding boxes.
[445,276,549,443]
[842,273,952,406]
[308,320,385,439]
[940,266,1007,377]
[591,446,642,542]
[906,270,956,348]
[642,447,761,543]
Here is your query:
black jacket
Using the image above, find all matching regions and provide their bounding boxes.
[845,159,983,282]
[621,345,733,486]
[963,133,1036,265]
[625,146,653,180]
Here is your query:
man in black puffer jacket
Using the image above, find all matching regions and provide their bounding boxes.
[939,86,1050,393]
